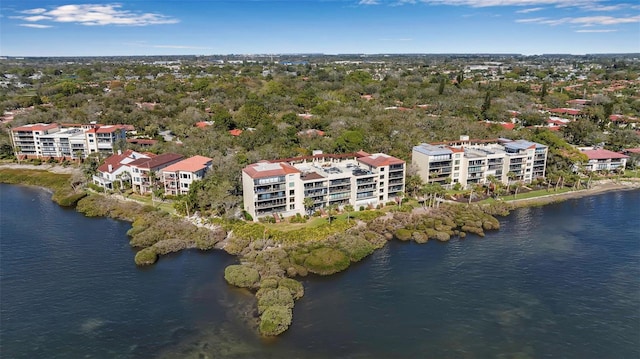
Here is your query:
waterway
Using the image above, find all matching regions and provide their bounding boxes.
[1,184,638,358]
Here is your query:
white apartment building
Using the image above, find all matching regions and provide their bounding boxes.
[242,151,405,220]
[412,136,547,188]
[162,155,213,195]
[10,123,127,160]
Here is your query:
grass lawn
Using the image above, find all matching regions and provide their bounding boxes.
[497,187,573,202]
[127,193,176,214]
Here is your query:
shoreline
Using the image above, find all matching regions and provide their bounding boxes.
[503,179,640,208]
[2,165,640,337]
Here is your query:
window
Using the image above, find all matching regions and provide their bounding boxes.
[380,175,385,179]
[454,160,460,165]
[289,182,294,188]
[289,204,295,210]
[182,183,189,188]
[379,188,384,193]
[289,190,294,196]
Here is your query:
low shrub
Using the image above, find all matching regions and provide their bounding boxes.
[338,234,375,262]
[257,287,294,314]
[224,264,260,288]
[303,247,350,275]
[278,277,304,300]
[152,238,192,255]
[394,228,412,241]
[134,247,158,266]
[259,305,292,336]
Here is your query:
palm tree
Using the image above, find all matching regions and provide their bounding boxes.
[303,197,315,216]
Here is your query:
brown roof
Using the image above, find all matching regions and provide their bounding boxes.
[243,161,300,179]
[163,155,212,173]
[301,171,325,181]
[97,150,150,173]
[12,123,59,132]
[129,153,184,170]
[357,153,404,167]
[582,149,629,160]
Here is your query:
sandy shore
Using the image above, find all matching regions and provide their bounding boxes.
[0,163,82,175]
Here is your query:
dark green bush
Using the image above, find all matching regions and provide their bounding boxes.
[303,247,350,275]
[394,228,412,241]
[224,265,260,288]
[134,247,158,266]
[259,306,292,336]
[257,287,294,313]
[278,277,304,300]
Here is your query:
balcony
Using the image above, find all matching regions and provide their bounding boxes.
[389,178,404,185]
[255,184,286,193]
[304,182,327,189]
[329,185,351,193]
[390,164,404,170]
[329,178,351,186]
[256,192,286,201]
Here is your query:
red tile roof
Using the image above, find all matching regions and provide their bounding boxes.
[129,153,184,170]
[243,161,301,179]
[163,155,212,173]
[97,150,149,174]
[12,123,59,132]
[357,153,404,167]
[582,149,630,160]
[549,108,581,116]
[623,148,640,154]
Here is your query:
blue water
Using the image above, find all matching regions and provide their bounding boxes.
[1,184,639,358]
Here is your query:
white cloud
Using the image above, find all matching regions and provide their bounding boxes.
[516,7,543,13]
[515,17,547,23]
[575,29,617,32]
[359,0,381,4]
[22,15,52,22]
[582,4,627,11]
[414,0,598,8]
[14,4,178,26]
[516,14,640,26]
[19,23,52,28]
[20,8,46,15]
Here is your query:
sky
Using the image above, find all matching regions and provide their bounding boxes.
[1,0,639,56]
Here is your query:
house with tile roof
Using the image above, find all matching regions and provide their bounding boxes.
[577,148,629,172]
[242,151,405,220]
[92,150,151,190]
[162,156,213,195]
[128,153,184,194]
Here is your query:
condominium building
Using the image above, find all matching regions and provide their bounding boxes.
[242,151,405,220]
[10,123,127,160]
[412,136,547,188]
[162,155,213,195]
